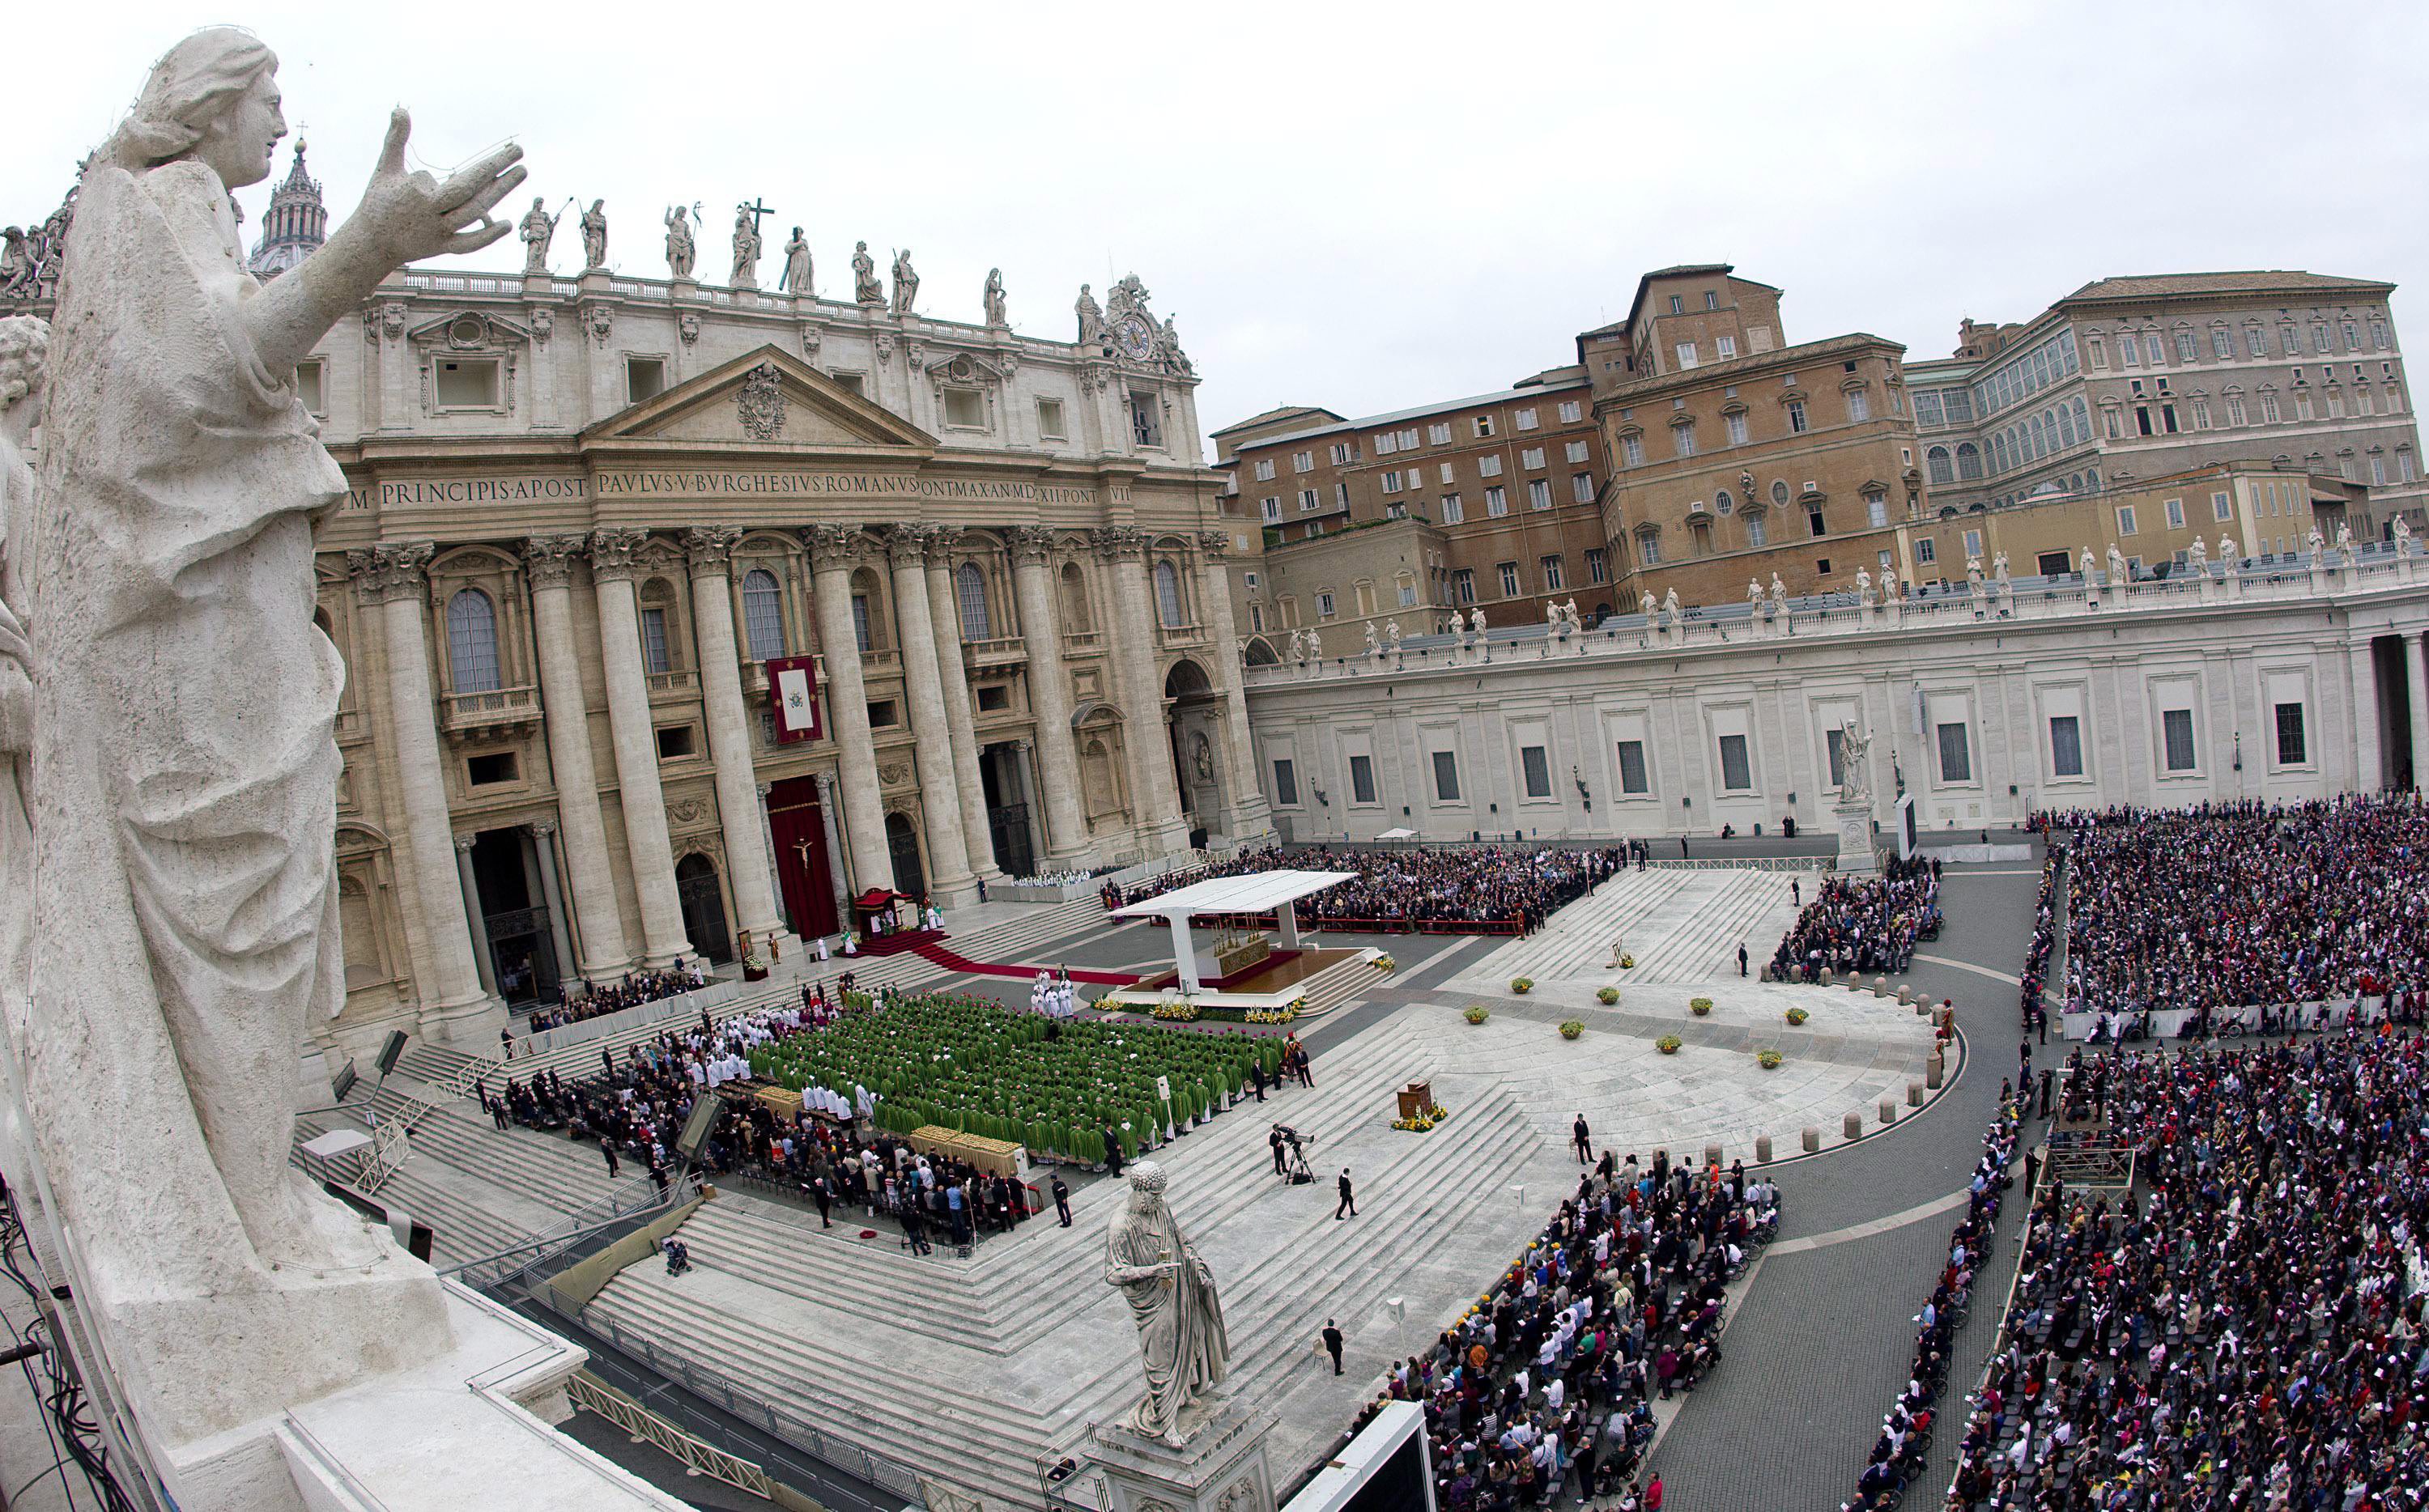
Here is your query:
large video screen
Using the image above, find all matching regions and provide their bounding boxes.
[1339,1433,1427,1512]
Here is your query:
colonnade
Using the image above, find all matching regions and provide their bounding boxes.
[345,520,1261,1041]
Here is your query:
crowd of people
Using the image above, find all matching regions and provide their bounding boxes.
[481,991,1044,1252]
[2040,796,2429,1030]
[1941,1030,2429,1509]
[1771,854,1944,980]
[1847,1094,2023,1510]
[509,959,713,1046]
[1107,845,1625,934]
[1341,1148,1781,1509]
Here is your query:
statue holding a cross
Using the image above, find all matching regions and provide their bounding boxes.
[730,197,769,288]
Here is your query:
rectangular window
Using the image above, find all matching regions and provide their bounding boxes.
[1497,562,1520,597]
[1867,496,1889,528]
[1397,577,1416,606]
[1674,423,1697,457]
[2176,330,2198,363]
[1453,569,1476,604]
[1334,481,1351,509]
[1585,548,1608,584]
[1036,397,1068,440]
[1825,727,1846,790]
[1725,412,1750,445]
[1129,393,1162,447]
[1540,554,1564,591]
[1478,454,1504,478]
[655,724,696,760]
[1375,432,1397,455]
[1674,342,1699,369]
[1315,591,1335,618]
[2049,715,2084,777]
[1563,440,1591,465]
[1254,458,1276,482]
[467,751,519,786]
[1486,486,1508,516]
[1620,434,1645,467]
[1847,389,1870,422]
[1272,758,1299,807]
[1514,407,1539,431]
[1572,473,1596,504]
[1527,479,1553,511]
[1558,401,1583,423]
[1261,496,1282,523]
[1427,423,1452,445]
[1638,533,1662,565]
[2116,505,2138,536]
[1330,441,1355,465]
[2274,702,2307,766]
[1521,447,1546,470]
[2312,323,2331,354]
[1745,513,1768,546]
[434,357,500,408]
[1716,733,1752,792]
[294,358,326,414]
[1963,528,1984,559]
[1916,537,1938,565]
[1715,335,1738,360]
[2145,334,2164,366]
[1616,740,1649,793]
[1473,415,1495,438]
[1520,745,1551,798]
[2211,328,2233,359]
[1440,462,1456,484]
[626,355,665,404]
[1441,493,1464,524]
[1292,451,1313,473]
[1348,754,1376,805]
[1785,401,1807,433]
[1431,750,1461,802]
[640,605,672,673]
[1381,469,1403,492]
[942,389,985,428]
[2164,497,2185,529]
[1936,721,1971,784]
[2162,709,2197,772]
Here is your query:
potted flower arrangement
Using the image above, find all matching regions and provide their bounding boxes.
[1559,1019,1585,1040]
[1464,1004,1491,1026]
[1656,1034,1682,1054]
[1785,1007,1810,1026]
[1510,977,1534,995]
[742,950,771,983]
[1597,986,1620,1005]
[1244,1004,1297,1026]
[1690,997,1714,1017]
[1757,1048,1785,1069]
[1391,1101,1449,1132]
[1151,999,1199,1021]
[1619,954,1636,969]
[1374,954,1397,973]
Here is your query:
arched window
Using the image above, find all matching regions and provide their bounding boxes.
[445,588,500,693]
[1955,442,1983,480]
[1153,560,1185,628]
[848,568,882,653]
[955,562,991,641]
[741,569,786,661]
[1926,446,1954,485]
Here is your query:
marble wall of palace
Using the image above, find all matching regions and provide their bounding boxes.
[1244,554,2429,843]
[296,261,1267,1060]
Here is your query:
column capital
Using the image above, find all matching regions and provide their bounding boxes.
[1090,525,1148,563]
[926,525,967,559]
[1197,529,1233,559]
[803,523,874,572]
[589,527,653,583]
[453,831,479,856]
[522,533,589,590]
[1008,525,1059,565]
[346,541,435,603]
[883,522,937,567]
[528,818,559,839]
[813,768,836,798]
[757,781,773,796]
[684,525,745,575]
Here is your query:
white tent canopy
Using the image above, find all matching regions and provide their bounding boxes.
[1112,869,1355,992]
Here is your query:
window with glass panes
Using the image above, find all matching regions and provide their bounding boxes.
[742,569,788,660]
[2049,716,2083,777]
[2274,702,2307,765]
[1349,754,1376,805]
[1716,734,1751,791]
[1520,745,1551,798]
[1616,741,1649,793]
[2162,709,2197,771]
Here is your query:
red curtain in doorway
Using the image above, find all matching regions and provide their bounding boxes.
[765,775,838,940]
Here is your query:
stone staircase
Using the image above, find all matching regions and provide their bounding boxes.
[1624,868,1808,982]
[1456,869,1691,984]
[1277,949,1386,1018]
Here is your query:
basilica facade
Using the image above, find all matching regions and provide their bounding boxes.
[232,232,1266,1058]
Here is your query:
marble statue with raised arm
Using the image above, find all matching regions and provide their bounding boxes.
[663,203,696,278]
[1104,1161,1230,1445]
[517,193,557,272]
[578,197,606,269]
[25,26,525,1441]
[1836,720,1871,805]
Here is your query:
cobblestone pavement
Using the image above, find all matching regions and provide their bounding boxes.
[1645,858,2049,1512]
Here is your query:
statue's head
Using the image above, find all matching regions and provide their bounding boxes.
[0,316,50,416]
[110,28,282,189]
[1125,1159,1168,1213]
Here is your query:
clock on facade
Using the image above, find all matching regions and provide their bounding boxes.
[1111,312,1156,361]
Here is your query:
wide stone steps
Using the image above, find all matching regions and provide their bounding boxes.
[1465,869,1691,983]
[1284,952,1385,1017]
[585,1277,1046,1512]
[394,1041,480,1086]
[291,1111,531,1265]
[406,1102,623,1216]
[1627,869,1794,982]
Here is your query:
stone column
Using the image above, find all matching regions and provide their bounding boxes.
[1197,531,1271,843]
[530,821,579,983]
[2353,639,2384,792]
[523,534,635,980]
[757,782,792,933]
[1097,526,1189,856]
[814,770,853,921]
[347,543,498,1037]
[922,529,1004,886]
[1010,527,1093,865]
[2409,632,2429,792]
[803,525,895,890]
[589,528,693,964]
[685,526,793,949]
[884,525,977,905]
[453,834,500,1000]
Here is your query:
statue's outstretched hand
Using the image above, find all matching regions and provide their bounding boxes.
[357,109,526,265]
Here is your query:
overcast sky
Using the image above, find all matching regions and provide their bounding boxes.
[12,2,2429,451]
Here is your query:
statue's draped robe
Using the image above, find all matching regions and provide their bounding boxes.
[28,156,351,1281]
[0,433,32,1039]
[1105,1203,1230,1439]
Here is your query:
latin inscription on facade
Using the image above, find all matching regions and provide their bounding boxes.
[343,476,589,512]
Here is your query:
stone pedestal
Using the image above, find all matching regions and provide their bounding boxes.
[1833,798,1877,876]
[1088,1397,1279,1512]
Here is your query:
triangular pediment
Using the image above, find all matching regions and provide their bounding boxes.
[585,345,936,451]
